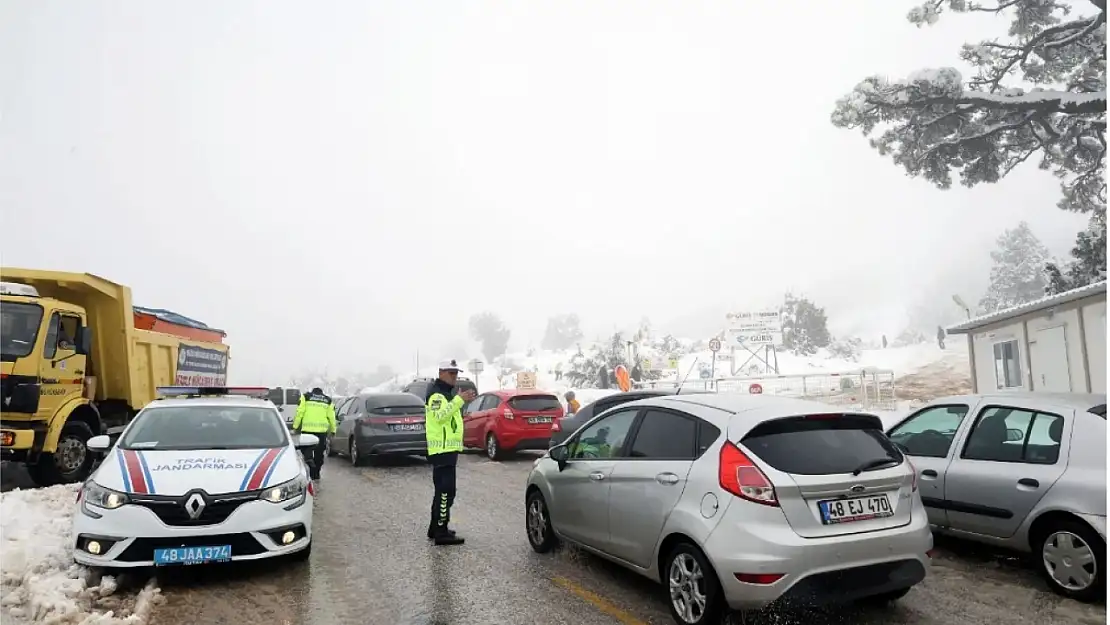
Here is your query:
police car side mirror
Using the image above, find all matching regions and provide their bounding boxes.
[549,444,569,471]
[296,433,320,449]
[86,435,111,452]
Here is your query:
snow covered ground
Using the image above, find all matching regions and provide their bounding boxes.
[0,484,160,624]
[368,340,970,405]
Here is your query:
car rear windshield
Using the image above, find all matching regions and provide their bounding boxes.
[508,395,561,412]
[741,414,902,475]
[121,406,287,450]
[368,404,424,416]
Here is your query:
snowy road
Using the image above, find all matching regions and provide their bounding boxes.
[2,455,1105,625]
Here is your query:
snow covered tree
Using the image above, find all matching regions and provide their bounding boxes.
[827,337,863,362]
[831,0,1106,217]
[468,311,511,362]
[541,314,584,351]
[978,221,1051,312]
[782,293,832,356]
[1045,210,1107,293]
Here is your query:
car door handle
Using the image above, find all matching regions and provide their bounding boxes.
[589,471,606,481]
[1018,478,1040,488]
[656,472,680,485]
[921,469,939,478]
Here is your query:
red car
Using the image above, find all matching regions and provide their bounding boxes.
[462,389,565,460]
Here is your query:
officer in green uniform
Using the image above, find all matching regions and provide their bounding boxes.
[292,387,337,480]
[425,360,476,545]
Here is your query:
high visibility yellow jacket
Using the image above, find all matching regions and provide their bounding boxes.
[293,391,337,434]
[424,379,464,457]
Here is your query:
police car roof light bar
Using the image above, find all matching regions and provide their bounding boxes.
[155,386,271,398]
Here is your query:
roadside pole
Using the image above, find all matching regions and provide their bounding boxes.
[708,337,721,389]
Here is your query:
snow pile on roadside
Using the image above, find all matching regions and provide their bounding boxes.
[0,484,160,624]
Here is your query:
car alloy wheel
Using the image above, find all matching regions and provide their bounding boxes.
[669,553,708,624]
[486,433,498,460]
[524,490,557,553]
[1043,530,1097,592]
[527,497,547,545]
[349,437,359,466]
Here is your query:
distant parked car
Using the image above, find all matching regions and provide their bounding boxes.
[549,389,709,447]
[267,387,303,429]
[463,390,564,460]
[326,395,357,457]
[526,394,931,624]
[886,392,1107,602]
[333,392,428,465]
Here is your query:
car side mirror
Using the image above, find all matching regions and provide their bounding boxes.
[549,444,569,470]
[1005,428,1024,442]
[86,434,111,452]
[296,433,320,449]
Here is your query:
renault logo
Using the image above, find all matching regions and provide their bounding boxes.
[184,493,207,519]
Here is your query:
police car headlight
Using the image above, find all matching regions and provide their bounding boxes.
[83,481,129,510]
[259,476,307,504]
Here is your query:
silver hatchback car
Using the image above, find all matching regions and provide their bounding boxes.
[525,394,932,625]
[886,392,1107,602]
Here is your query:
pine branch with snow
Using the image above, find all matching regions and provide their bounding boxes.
[831,0,1106,215]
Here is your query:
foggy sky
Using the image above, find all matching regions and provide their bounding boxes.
[0,0,1087,383]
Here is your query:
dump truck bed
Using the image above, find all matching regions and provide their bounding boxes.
[0,268,229,411]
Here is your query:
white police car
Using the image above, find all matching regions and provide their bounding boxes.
[73,387,316,568]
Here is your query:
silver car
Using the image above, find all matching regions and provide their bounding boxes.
[525,394,931,625]
[886,392,1107,602]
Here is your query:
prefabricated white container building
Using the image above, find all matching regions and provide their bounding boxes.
[946,281,1106,394]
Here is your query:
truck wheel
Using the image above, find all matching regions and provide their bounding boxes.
[28,421,96,487]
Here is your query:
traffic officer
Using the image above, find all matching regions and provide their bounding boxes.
[292,387,336,480]
[425,360,475,545]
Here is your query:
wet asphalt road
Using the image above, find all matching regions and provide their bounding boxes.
[140,452,1105,625]
[2,457,1105,625]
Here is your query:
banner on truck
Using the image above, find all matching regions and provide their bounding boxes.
[175,343,229,386]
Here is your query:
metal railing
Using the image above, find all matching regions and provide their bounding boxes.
[636,369,897,411]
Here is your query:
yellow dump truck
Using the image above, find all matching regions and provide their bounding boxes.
[0,268,231,486]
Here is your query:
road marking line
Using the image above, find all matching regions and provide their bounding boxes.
[551,576,647,625]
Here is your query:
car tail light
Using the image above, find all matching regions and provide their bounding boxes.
[551,419,561,432]
[307,481,316,497]
[718,441,778,506]
[502,409,514,420]
[734,573,783,585]
[76,487,83,503]
[907,456,918,492]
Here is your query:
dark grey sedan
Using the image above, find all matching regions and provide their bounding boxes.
[333,392,428,465]
[549,388,709,446]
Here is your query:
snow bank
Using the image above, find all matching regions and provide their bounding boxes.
[0,484,160,624]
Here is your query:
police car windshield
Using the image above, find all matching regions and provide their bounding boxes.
[120,406,288,451]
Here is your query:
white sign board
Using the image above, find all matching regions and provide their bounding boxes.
[726,330,780,346]
[726,310,783,346]
[516,371,537,390]
[725,310,782,332]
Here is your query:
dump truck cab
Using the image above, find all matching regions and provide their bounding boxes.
[1,281,98,482]
[1,269,230,486]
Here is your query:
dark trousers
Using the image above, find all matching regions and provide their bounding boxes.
[301,434,328,478]
[429,462,457,532]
